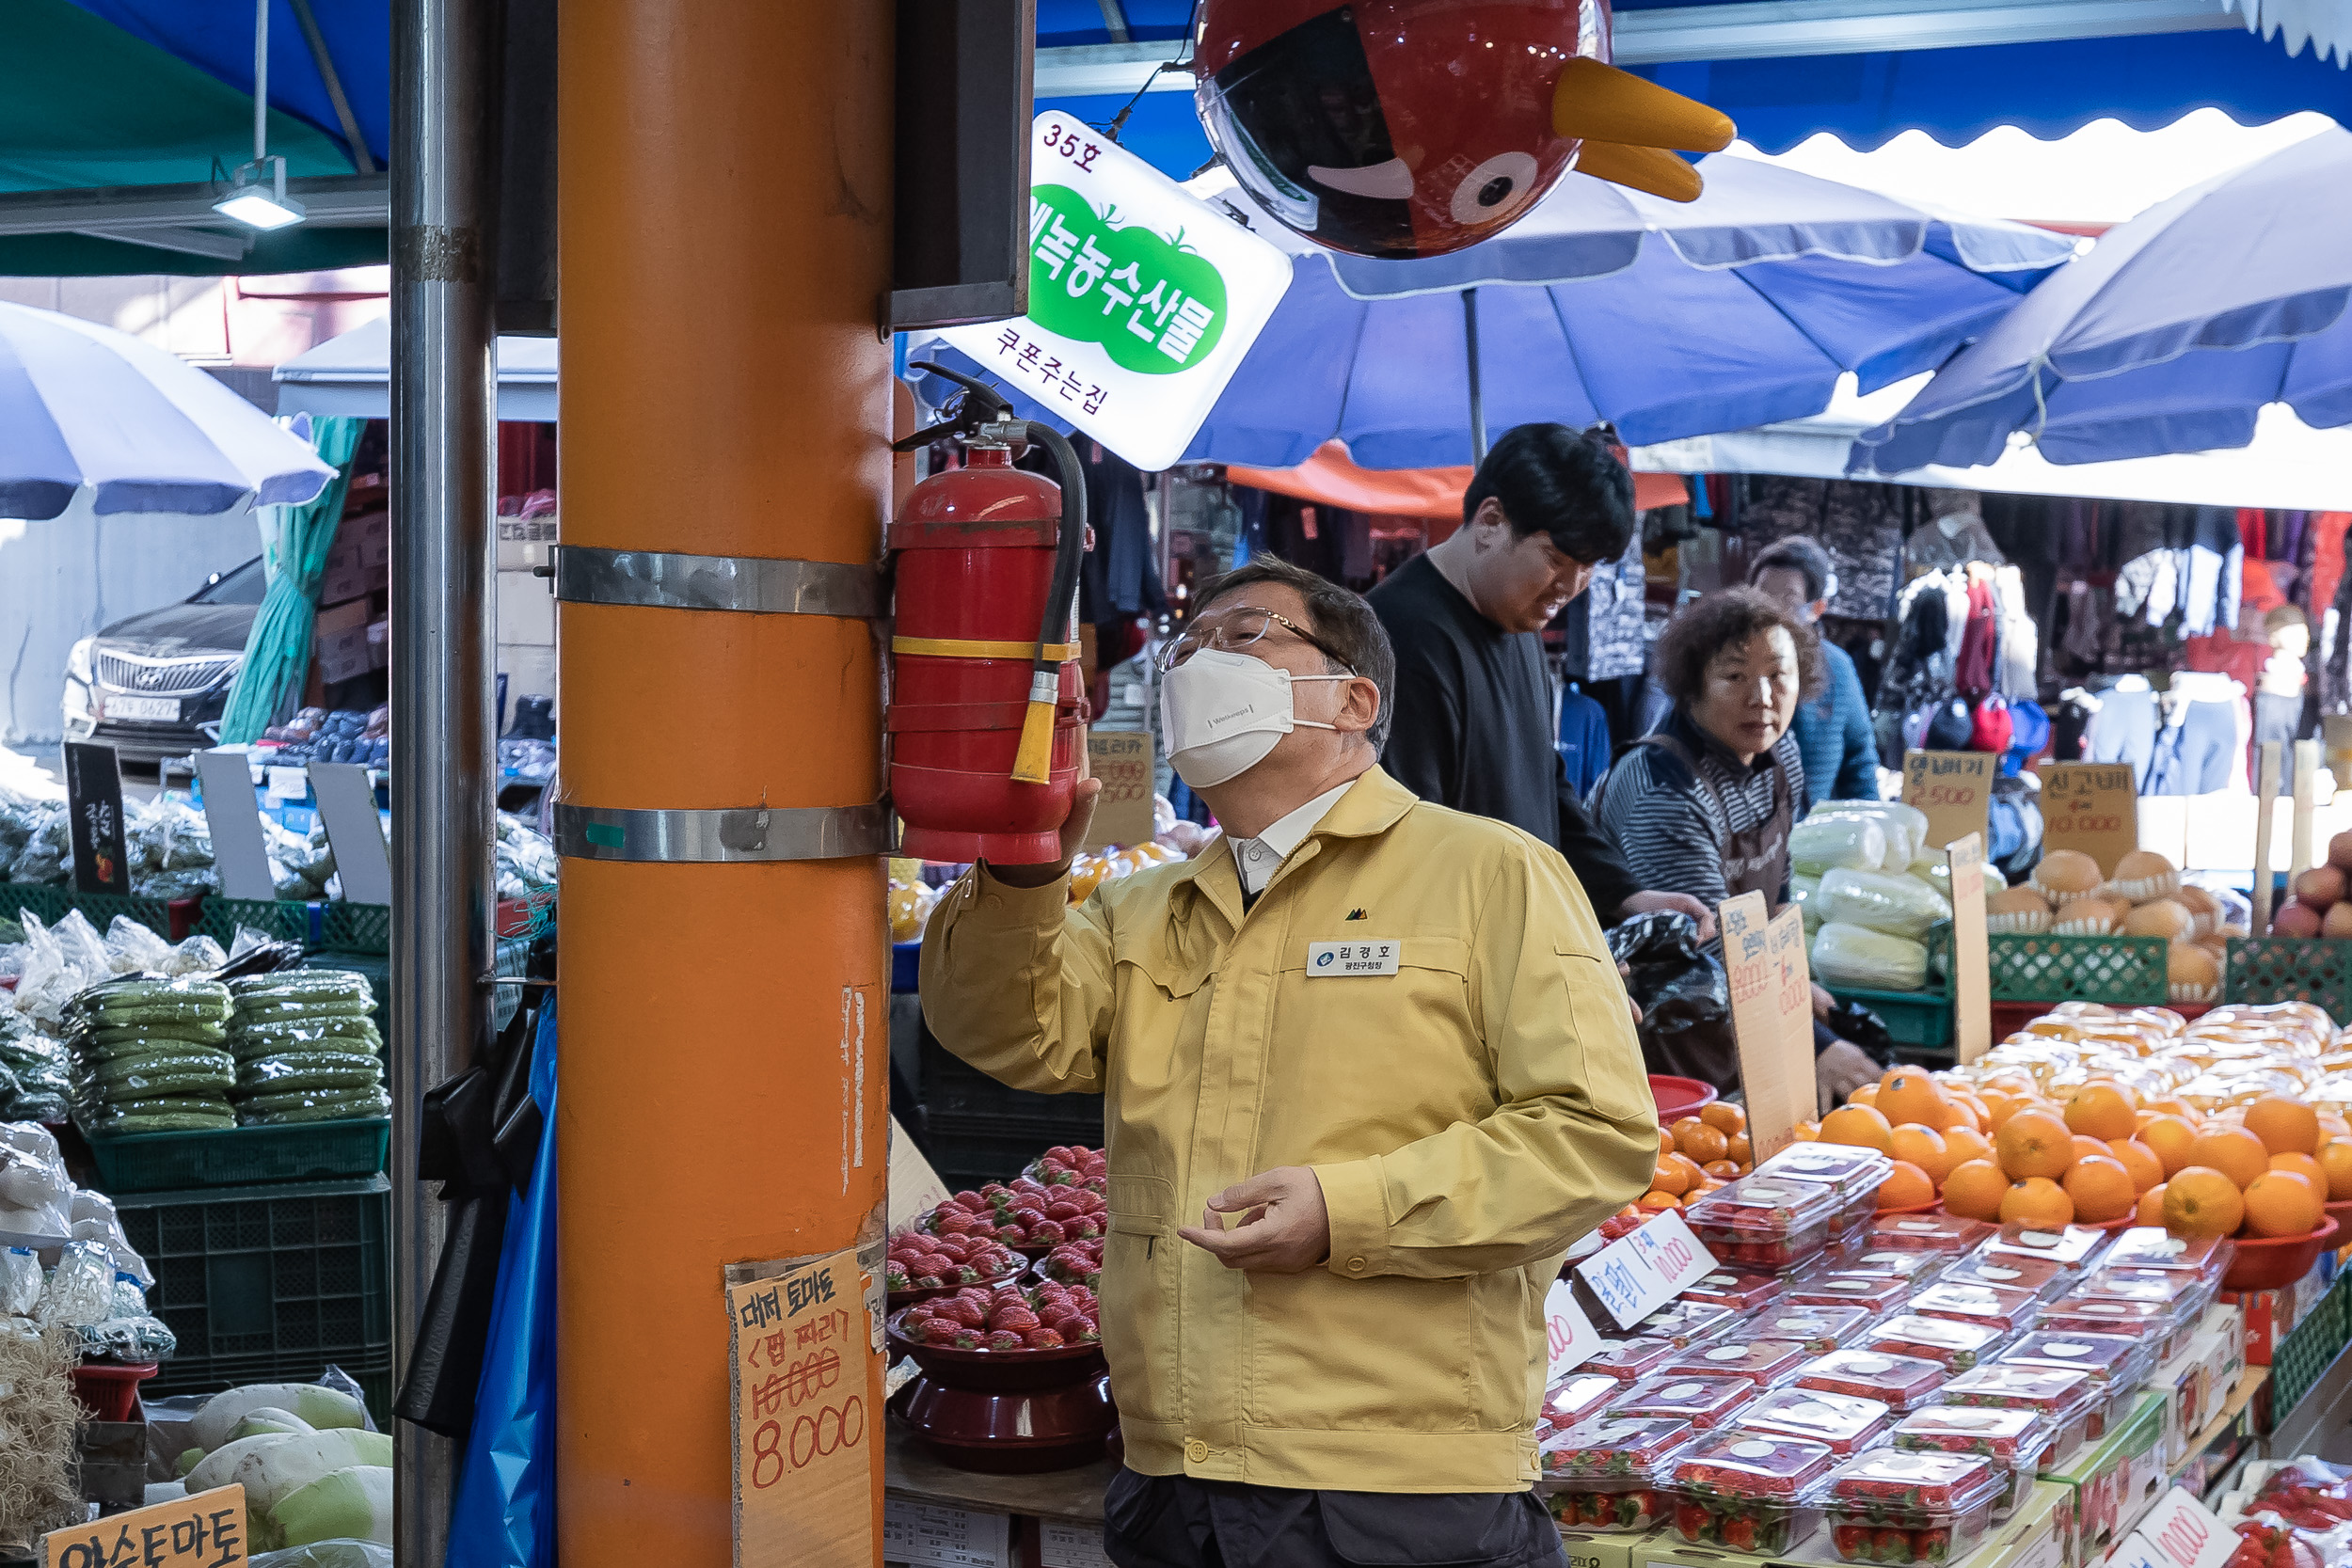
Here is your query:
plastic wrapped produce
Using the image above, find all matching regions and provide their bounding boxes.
[1891,1406,2057,1520]
[1613,1374,1758,1429]
[1815,870,1952,939]
[1822,1450,2007,1565]
[1793,874,1823,931]
[1539,1414,1697,1530]
[1793,816,1888,878]
[1810,924,1930,991]
[1669,1432,1839,1554]
[1809,807,1915,872]
[1791,1350,1947,1412]
[224,973,386,1128]
[35,1239,115,1327]
[66,977,237,1133]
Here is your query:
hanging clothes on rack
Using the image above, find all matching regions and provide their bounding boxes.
[2145,671,2243,795]
[1560,530,1647,683]
[2080,675,2161,791]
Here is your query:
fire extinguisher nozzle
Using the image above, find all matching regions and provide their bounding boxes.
[1010,700,1058,785]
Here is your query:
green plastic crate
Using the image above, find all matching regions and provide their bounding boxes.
[1,885,73,927]
[2269,1273,2351,1420]
[85,1119,389,1195]
[196,897,390,956]
[1826,922,1954,1052]
[1987,933,2169,1005]
[2225,938,2352,1025]
[1,886,199,941]
[117,1176,391,1409]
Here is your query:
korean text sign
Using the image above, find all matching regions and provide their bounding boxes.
[1902,750,1993,850]
[44,1484,244,1568]
[938,111,1293,470]
[1573,1208,1714,1328]
[1720,890,1814,1164]
[2041,765,2137,876]
[729,1250,873,1567]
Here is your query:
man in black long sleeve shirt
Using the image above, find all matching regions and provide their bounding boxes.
[1369,425,1713,936]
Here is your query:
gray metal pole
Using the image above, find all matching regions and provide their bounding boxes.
[1462,287,1487,464]
[390,0,497,1559]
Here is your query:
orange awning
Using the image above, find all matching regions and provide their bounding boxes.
[1225,440,1689,522]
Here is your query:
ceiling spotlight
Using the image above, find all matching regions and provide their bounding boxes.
[214,155,306,230]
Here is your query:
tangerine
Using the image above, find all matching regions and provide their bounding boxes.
[2244,1170,2324,1238]
[2064,1083,2140,1141]
[1703,1159,1741,1180]
[1849,1084,1882,1108]
[1820,1104,1896,1154]
[1637,1190,1682,1212]
[1680,1123,1731,1163]
[1891,1125,1952,1186]
[1944,1127,1994,1168]
[2146,1097,2197,1121]
[1995,1108,2075,1180]
[1658,1128,1678,1160]
[1725,1133,1753,1164]
[2137,1184,2168,1226]
[2269,1152,2328,1194]
[1950,1094,1994,1134]
[1941,1160,2010,1221]
[2318,1141,2352,1200]
[2063,1156,2137,1223]
[1979,1090,2026,1131]
[2107,1139,2165,1195]
[1701,1103,1747,1134]
[2071,1134,2112,1164]
[1877,1069,1947,1128]
[2000,1177,2076,1227]
[1649,1158,1692,1196]
[1793,1121,1820,1142]
[1670,1117,1708,1151]
[2244,1098,2321,1157]
[2139,1115,2201,1178]
[2320,1114,2352,1146]
[1879,1162,1936,1210]
[2189,1126,2271,1189]
[2163,1167,2247,1238]
[1664,1152,1708,1192]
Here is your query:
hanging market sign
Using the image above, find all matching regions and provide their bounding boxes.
[936,111,1294,471]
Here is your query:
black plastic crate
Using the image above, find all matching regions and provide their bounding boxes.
[925,1110,1105,1192]
[920,1037,1104,1127]
[117,1176,391,1409]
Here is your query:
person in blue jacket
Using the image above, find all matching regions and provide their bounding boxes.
[1749,536,1880,801]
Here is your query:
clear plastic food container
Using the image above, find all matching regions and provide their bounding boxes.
[1936,1362,2102,1455]
[1976,1223,2106,1272]
[1784,1271,1914,1315]
[2080,1265,2217,1312]
[1686,1175,1845,1274]
[1871,1213,1997,1255]
[2000,1330,2149,1390]
[1823,1449,2008,1565]
[1829,1249,1949,1283]
[1742,1305,1879,1355]
[1586,1336,1680,1381]
[1627,1300,1737,1347]
[1538,1414,1697,1530]
[1733,1387,1894,1455]
[1681,1270,1788,1312]
[1908,1281,2042,1336]
[1538,1372,1622,1435]
[2100,1227,2232,1278]
[1863,1314,2010,1372]
[1669,1433,1839,1555]
[2035,1294,2177,1340]
[1793,1349,1949,1412]
[1756,1145,1898,1226]
[1663,1338,1811,1387]
[1614,1373,1760,1428]
[1942,1254,2077,1301]
[1891,1405,2058,1519]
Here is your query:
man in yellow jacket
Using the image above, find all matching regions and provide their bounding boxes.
[921,556,1658,1567]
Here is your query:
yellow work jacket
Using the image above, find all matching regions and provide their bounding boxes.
[918,766,1657,1494]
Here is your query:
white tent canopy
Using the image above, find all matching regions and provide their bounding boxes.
[272,316,556,421]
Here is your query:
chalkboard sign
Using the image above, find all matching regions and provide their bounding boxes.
[64,741,129,895]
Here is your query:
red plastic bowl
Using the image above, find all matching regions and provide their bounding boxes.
[2222,1215,2339,1291]
[885,1311,1106,1392]
[889,1371,1116,1473]
[1652,1076,1720,1125]
[72,1361,156,1422]
[886,1258,1026,1311]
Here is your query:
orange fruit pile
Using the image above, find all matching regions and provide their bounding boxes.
[1637,1102,1751,1211]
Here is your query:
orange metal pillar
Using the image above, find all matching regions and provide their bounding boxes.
[556,1,893,1561]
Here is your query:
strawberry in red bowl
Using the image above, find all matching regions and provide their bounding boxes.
[885,1230,1024,1307]
[888,1282,1106,1393]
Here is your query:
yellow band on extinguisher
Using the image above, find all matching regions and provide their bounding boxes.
[892,636,1078,662]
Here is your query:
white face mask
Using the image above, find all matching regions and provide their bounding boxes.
[1158,648,1354,789]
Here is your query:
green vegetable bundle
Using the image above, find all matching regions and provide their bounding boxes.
[66,977,236,1134]
[229,971,386,1128]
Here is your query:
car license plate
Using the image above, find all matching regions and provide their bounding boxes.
[104,695,180,722]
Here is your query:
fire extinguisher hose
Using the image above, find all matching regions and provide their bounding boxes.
[1009,420,1089,785]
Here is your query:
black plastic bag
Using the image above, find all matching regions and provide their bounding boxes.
[1607,911,1740,1097]
[1824,1000,1893,1068]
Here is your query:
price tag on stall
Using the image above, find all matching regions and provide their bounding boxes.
[1080,730,1156,852]
[2109,1489,2233,1568]
[63,741,129,896]
[1721,891,1815,1165]
[1543,1275,1606,1378]
[1573,1208,1715,1329]
[43,1484,245,1568]
[1947,833,1991,1066]
[728,1249,877,1568]
[1902,750,1993,850]
[2041,764,2138,876]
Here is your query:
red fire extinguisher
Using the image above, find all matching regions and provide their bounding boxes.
[886,364,1091,864]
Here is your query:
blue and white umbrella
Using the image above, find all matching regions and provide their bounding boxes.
[0,301,334,520]
[916,151,2074,468]
[1851,124,2352,475]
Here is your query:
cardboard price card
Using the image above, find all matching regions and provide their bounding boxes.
[2041,764,2138,877]
[935,111,1293,471]
[1081,730,1156,852]
[1574,1208,1715,1329]
[1947,833,1991,1066]
[1902,750,1994,850]
[44,1484,246,1568]
[729,1250,875,1568]
[2109,1489,2234,1568]
[1721,891,1815,1165]
[1543,1275,1606,1380]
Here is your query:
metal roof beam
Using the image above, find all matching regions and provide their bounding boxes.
[0,174,389,237]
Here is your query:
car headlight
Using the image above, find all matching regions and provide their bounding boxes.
[66,638,95,684]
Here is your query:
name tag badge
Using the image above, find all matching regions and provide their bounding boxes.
[1308,940,1400,977]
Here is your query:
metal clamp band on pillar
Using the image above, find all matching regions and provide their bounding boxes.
[554,544,882,617]
[553,800,896,863]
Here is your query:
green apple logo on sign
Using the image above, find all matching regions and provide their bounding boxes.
[1025,184,1228,376]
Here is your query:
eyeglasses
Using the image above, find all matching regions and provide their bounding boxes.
[1154,606,1356,675]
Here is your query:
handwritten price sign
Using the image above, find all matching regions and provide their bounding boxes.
[729,1249,874,1568]
[1543,1276,1605,1379]
[2110,1489,2234,1568]
[2042,764,2138,876]
[1722,892,1814,1164]
[1902,751,1993,850]
[43,1485,244,1568]
[1573,1209,1716,1328]
[1081,730,1156,852]
[1948,833,1991,1066]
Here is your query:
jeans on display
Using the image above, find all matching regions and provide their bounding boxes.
[2146,701,2237,795]
[2084,687,2159,791]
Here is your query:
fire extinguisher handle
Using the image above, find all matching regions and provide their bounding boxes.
[1009,418,1090,785]
[892,360,1017,451]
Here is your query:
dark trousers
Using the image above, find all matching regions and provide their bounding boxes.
[1104,1469,1569,1568]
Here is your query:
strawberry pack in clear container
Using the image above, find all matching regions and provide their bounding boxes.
[1756,1145,1897,1234]
[1907,1281,2042,1337]
[2102,1226,2233,1281]
[1935,1362,2104,1455]
[1742,1305,1880,1356]
[1783,1268,1914,1316]
[2000,1330,2153,1395]
[1539,1414,1699,1530]
[1823,1449,2008,1564]
[1538,1372,1623,1439]
[1586,1335,1680,1381]
[1862,1314,2011,1373]
[1661,1338,1811,1388]
[1976,1223,2106,1275]
[1681,1269,1788,1312]
[1614,1373,1761,1429]
[1939,1253,2077,1302]
[1793,1349,1949,1413]
[1685,1174,1845,1274]
[1624,1299,1737,1348]
[1830,1249,1950,1287]
[1891,1405,2058,1520]
[1732,1387,1895,1456]
[1870,1212,1996,1256]
[2034,1293,2180,1345]
[1669,1432,1839,1555]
